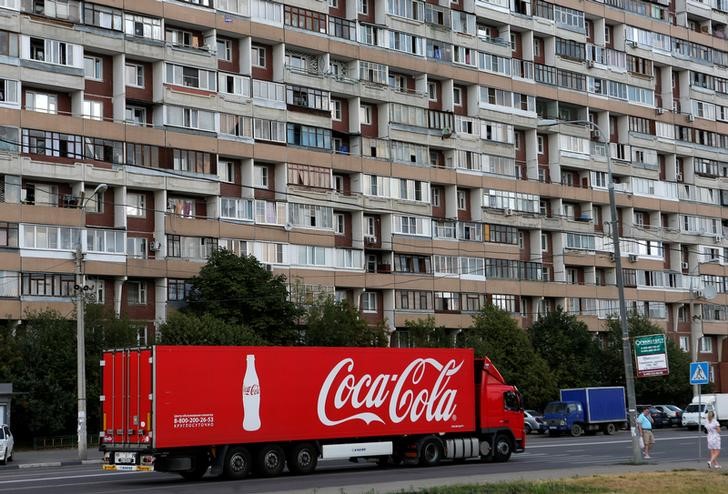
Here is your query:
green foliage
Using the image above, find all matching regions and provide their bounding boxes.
[402,316,455,348]
[529,307,603,390]
[4,306,139,443]
[600,313,692,405]
[303,295,388,347]
[463,305,557,409]
[10,310,77,437]
[185,250,301,345]
[158,312,265,346]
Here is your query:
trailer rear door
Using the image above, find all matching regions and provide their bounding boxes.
[101,349,153,447]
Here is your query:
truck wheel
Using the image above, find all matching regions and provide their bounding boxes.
[492,435,512,462]
[604,423,617,435]
[418,437,443,467]
[287,443,318,475]
[570,423,584,437]
[223,446,252,480]
[256,444,286,476]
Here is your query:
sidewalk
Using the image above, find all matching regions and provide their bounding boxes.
[0,447,104,470]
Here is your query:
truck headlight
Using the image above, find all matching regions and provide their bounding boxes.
[560,420,566,426]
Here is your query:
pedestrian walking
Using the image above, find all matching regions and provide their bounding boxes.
[705,410,722,469]
[636,407,654,459]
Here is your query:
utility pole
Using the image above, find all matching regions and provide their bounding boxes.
[76,184,108,460]
[539,119,641,464]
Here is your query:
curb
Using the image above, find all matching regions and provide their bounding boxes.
[4,459,103,470]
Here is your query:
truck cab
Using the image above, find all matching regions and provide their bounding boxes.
[544,400,583,436]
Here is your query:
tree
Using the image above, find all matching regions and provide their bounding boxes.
[185,250,301,345]
[10,310,78,439]
[158,312,265,346]
[599,312,692,405]
[4,306,140,443]
[462,305,557,409]
[402,316,454,348]
[303,295,388,347]
[528,307,603,389]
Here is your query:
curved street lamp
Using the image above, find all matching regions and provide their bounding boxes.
[538,119,641,464]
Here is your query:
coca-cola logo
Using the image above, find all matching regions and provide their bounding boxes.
[317,357,463,426]
[243,384,260,396]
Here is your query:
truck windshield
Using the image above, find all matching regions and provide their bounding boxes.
[685,404,706,413]
[544,402,568,414]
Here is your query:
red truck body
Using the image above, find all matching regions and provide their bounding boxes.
[101,346,524,479]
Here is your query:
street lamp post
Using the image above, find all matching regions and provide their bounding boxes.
[539,119,642,464]
[77,183,108,460]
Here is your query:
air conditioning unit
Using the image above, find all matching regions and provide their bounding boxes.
[676,172,684,182]
[656,107,665,115]
[714,235,724,244]
[628,40,638,48]
[586,60,594,68]
[364,235,377,244]
[504,208,513,216]
[149,241,162,252]
[688,113,695,122]
[681,261,689,270]
[628,254,638,263]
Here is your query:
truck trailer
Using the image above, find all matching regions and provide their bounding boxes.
[100,346,525,480]
[544,387,627,437]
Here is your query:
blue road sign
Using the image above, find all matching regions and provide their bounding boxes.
[690,361,710,385]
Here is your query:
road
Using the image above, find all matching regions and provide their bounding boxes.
[0,429,715,494]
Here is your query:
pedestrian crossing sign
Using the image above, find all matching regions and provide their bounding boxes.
[690,361,709,385]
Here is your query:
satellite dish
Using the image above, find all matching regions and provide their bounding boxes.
[702,285,718,300]
[283,223,293,232]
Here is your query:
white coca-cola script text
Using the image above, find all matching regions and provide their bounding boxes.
[317,358,463,426]
[243,384,260,396]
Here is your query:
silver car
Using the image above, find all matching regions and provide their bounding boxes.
[0,424,13,465]
[524,410,544,434]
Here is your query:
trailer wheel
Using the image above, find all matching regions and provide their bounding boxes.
[570,423,584,437]
[287,443,318,475]
[604,423,617,435]
[256,444,286,476]
[418,437,443,467]
[223,446,252,480]
[492,434,512,462]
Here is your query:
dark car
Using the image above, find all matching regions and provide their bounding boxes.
[654,404,682,427]
[637,405,670,428]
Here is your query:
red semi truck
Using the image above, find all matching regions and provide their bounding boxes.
[100,346,525,480]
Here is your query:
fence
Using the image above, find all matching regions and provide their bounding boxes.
[31,434,99,449]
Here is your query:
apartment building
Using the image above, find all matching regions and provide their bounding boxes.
[1,0,728,387]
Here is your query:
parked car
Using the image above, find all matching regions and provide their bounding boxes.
[682,402,708,430]
[525,410,546,434]
[637,405,670,428]
[0,424,13,465]
[654,404,682,427]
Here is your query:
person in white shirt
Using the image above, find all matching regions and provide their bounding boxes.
[705,410,722,469]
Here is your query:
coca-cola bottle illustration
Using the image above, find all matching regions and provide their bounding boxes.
[242,354,261,431]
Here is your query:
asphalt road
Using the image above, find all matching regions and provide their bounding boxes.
[0,429,717,494]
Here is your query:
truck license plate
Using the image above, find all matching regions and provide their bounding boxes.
[115,452,136,464]
[549,426,557,430]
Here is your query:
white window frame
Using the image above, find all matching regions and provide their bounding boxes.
[361,291,377,312]
[126,63,144,88]
[84,55,103,81]
[82,100,103,121]
[251,45,266,68]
